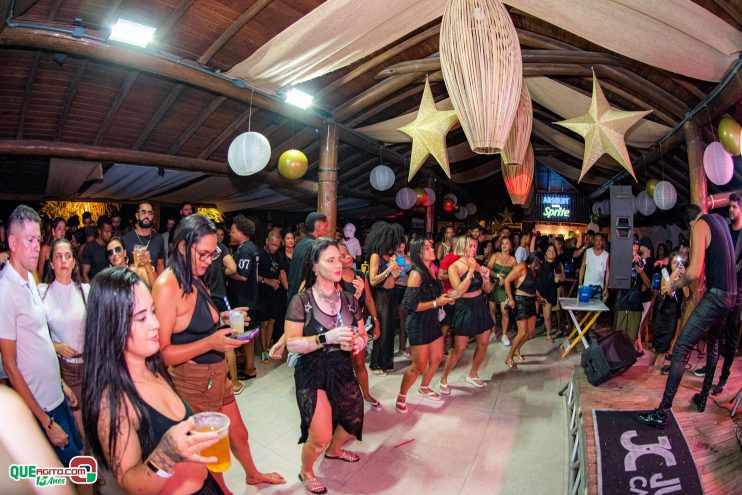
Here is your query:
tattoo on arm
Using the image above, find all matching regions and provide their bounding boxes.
[149,431,185,473]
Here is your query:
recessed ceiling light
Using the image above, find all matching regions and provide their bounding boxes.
[285,88,314,109]
[109,18,156,48]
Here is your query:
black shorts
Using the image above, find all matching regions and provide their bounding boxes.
[514,295,537,321]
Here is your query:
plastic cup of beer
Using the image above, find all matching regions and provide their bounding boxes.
[229,310,244,333]
[447,289,460,299]
[339,326,359,352]
[193,412,231,472]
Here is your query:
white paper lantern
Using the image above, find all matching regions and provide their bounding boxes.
[636,191,657,216]
[369,164,395,191]
[396,187,417,210]
[587,222,600,233]
[443,193,458,206]
[423,187,436,207]
[465,202,477,215]
[228,132,271,176]
[592,203,600,215]
[703,141,734,186]
[455,206,468,220]
[630,195,638,215]
[653,181,677,210]
[600,199,611,216]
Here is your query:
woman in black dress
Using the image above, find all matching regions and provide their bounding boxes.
[396,237,455,413]
[649,250,688,370]
[538,244,565,343]
[285,239,367,494]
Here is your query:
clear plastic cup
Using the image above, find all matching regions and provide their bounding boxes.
[193,412,231,472]
[447,289,460,299]
[339,326,359,352]
[229,310,244,333]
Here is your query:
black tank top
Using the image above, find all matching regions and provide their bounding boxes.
[702,214,737,293]
[517,271,539,295]
[466,270,484,293]
[170,279,223,364]
[139,395,193,459]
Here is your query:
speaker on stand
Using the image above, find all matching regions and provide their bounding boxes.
[608,186,635,329]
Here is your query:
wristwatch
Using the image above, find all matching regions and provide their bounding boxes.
[318,333,327,345]
[146,459,173,479]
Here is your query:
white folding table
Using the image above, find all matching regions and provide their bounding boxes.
[558,297,609,358]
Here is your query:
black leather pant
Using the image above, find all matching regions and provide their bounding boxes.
[718,298,742,383]
[659,289,735,411]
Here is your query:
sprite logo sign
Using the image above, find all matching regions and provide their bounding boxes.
[542,195,571,219]
[9,456,97,487]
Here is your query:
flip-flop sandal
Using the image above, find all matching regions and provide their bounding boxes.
[299,474,327,494]
[232,382,245,395]
[324,449,360,462]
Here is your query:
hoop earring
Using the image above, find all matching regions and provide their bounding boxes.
[124,256,129,265]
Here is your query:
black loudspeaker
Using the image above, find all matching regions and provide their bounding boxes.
[608,185,634,290]
[581,331,637,386]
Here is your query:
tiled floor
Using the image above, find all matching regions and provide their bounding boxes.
[222,333,574,495]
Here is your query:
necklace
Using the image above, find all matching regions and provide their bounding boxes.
[314,286,340,313]
[135,230,151,250]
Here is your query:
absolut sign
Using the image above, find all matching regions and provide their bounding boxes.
[542,195,571,219]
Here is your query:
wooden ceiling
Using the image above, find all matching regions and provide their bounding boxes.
[1,0,741,215]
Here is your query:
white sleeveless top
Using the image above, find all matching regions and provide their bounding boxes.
[38,282,90,364]
[584,248,609,288]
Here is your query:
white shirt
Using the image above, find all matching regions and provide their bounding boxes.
[515,246,529,264]
[584,248,609,289]
[0,263,63,411]
[38,282,89,364]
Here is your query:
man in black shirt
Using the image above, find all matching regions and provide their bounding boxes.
[640,205,737,427]
[703,193,742,394]
[227,214,259,379]
[287,212,329,301]
[256,231,283,364]
[122,201,165,274]
[81,215,112,282]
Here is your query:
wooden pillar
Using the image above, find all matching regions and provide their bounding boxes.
[680,121,707,326]
[425,176,434,233]
[318,121,339,233]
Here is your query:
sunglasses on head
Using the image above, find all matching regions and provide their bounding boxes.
[107,246,124,257]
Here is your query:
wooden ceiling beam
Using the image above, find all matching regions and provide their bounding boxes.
[94,71,139,146]
[55,59,87,140]
[346,84,426,127]
[197,0,271,65]
[16,51,40,140]
[198,108,253,159]
[12,0,42,17]
[317,23,440,99]
[168,95,227,154]
[712,0,742,28]
[153,0,196,42]
[0,0,11,32]
[102,0,122,26]
[47,0,62,20]
[339,156,377,181]
[132,83,185,150]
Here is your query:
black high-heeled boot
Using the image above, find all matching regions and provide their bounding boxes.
[712,379,727,396]
[691,392,708,412]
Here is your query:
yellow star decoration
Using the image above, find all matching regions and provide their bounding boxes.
[498,206,514,225]
[554,72,650,182]
[398,77,459,181]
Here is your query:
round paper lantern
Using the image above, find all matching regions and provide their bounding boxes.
[592,203,601,215]
[277,149,308,180]
[442,197,455,212]
[653,181,677,210]
[395,187,417,210]
[636,191,657,216]
[600,199,611,217]
[423,187,436,207]
[718,117,741,155]
[587,222,600,233]
[465,203,477,215]
[228,132,271,176]
[440,0,522,152]
[414,187,428,206]
[645,178,659,198]
[591,214,601,224]
[443,193,458,206]
[369,164,395,191]
[455,206,468,220]
[703,142,734,186]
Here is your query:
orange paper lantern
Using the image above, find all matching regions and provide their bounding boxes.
[502,143,534,205]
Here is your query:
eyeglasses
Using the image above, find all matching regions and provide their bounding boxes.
[107,246,124,257]
[196,245,221,262]
[138,210,154,216]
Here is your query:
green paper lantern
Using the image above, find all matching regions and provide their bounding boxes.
[278,149,308,180]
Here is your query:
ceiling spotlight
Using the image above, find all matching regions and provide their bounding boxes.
[109,18,157,48]
[285,88,314,109]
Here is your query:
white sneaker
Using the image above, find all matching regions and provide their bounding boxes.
[501,334,511,347]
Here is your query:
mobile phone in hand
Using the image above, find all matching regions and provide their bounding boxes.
[232,328,260,341]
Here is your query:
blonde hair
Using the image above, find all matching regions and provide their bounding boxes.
[452,235,469,256]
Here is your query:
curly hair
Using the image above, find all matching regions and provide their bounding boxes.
[364,221,404,258]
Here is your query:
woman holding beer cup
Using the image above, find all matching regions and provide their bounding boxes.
[285,238,367,494]
[106,237,157,287]
[537,244,565,343]
[152,215,284,493]
[82,267,224,494]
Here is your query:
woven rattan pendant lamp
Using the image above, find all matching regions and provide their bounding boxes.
[500,84,532,166]
[440,0,522,154]
[502,142,534,205]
